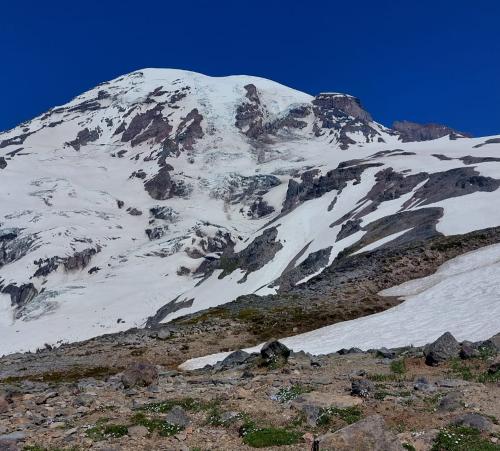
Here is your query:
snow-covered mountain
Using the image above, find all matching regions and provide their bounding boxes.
[1,68,500,356]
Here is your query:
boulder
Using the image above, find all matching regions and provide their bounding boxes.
[413,377,437,393]
[488,356,500,374]
[128,425,149,438]
[482,333,500,353]
[218,350,252,370]
[452,413,493,432]
[438,392,462,412]
[165,405,190,428]
[121,362,158,388]
[0,393,10,414]
[260,340,290,365]
[315,415,404,450]
[424,332,460,365]
[351,379,374,398]
[460,341,480,359]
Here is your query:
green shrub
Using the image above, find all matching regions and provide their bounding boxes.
[273,384,311,403]
[242,428,302,448]
[317,406,363,426]
[86,423,128,440]
[431,426,499,451]
[390,359,407,375]
[131,412,182,437]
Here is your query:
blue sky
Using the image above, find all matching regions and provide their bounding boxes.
[1,0,499,136]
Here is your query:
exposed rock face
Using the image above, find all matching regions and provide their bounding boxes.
[219,227,282,279]
[314,93,373,123]
[0,157,6,169]
[402,167,500,207]
[312,93,381,149]
[1,283,38,309]
[63,248,100,272]
[144,166,174,200]
[66,127,101,150]
[235,84,268,139]
[393,120,470,142]
[279,246,332,290]
[316,415,404,451]
[176,108,204,150]
[33,247,100,278]
[282,163,383,212]
[0,230,35,269]
[424,332,460,365]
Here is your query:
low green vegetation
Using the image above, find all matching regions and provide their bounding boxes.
[137,397,217,413]
[390,358,407,375]
[431,426,499,451]
[273,384,311,403]
[86,421,128,440]
[130,412,182,437]
[317,406,363,426]
[239,418,302,448]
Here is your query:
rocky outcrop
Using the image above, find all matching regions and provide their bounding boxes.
[282,163,383,212]
[393,120,470,142]
[144,166,174,200]
[1,283,38,309]
[402,167,500,207]
[66,127,101,151]
[218,227,282,279]
[312,93,381,149]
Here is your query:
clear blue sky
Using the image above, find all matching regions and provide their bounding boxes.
[1,0,499,136]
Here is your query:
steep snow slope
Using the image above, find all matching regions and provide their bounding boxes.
[1,68,499,355]
[181,243,500,370]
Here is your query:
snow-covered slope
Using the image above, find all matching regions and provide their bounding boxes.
[1,68,499,355]
[181,243,500,370]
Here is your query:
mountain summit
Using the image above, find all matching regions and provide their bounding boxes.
[0,69,499,355]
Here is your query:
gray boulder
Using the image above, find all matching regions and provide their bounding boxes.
[460,341,480,359]
[315,415,404,450]
[121,362,158,388]
[452,413,493,432]
[351,379,374,398]
[438,392,462,412]
[165,405,190,428]
[424,332,460,365]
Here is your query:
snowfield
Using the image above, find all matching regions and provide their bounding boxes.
[1,68,500,356]
[180,243,500,370]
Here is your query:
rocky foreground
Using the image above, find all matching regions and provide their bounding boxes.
[0,331,499,450]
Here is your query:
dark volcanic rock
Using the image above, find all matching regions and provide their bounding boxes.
[144,167,174,200]
[403,167,500,208]
[2,283,38,308]
[63,248,100,272]
[66,127,101,150]
[219,227,282,279]
[393,120,470,142]
[121,362,159,388]
[282,163,383,213]
[351,379,374,398]
[0,157,6,169]
[176,108,204,150]
[260,340,290,365]
[145,226,168,240]
[424,332,460,366]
